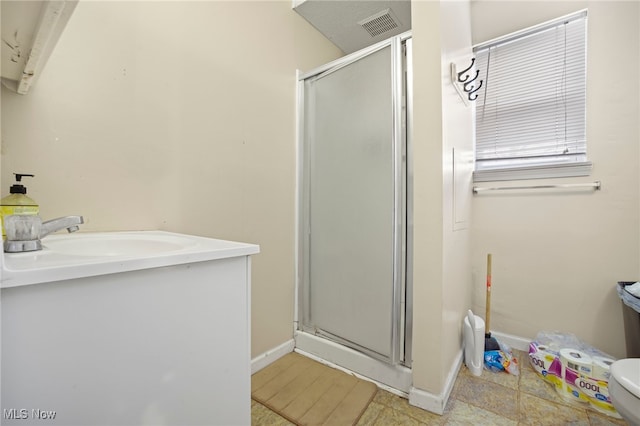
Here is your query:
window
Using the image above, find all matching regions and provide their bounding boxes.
[473,10,588,182]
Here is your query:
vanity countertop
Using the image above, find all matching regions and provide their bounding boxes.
[1,231,259,288]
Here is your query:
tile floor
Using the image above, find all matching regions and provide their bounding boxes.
[251,350,629,425]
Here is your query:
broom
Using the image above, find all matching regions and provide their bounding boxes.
[484,253,500,351]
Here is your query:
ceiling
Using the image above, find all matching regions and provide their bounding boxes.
[293,0,411,54]
[1,1,78,94]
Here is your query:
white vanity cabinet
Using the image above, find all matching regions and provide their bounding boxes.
[1,232,259,426]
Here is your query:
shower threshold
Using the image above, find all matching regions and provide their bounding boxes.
[294,330,412,394]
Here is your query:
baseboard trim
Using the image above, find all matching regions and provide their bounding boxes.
[409,348,463,415]
[251,339,295,374]
[491,331,531,352]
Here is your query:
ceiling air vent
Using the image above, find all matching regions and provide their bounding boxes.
[358,9,400,38]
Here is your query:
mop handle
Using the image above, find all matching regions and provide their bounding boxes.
[485,253,492,333]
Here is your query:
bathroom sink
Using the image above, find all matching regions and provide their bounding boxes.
[1,231,259,288]
[42,232,197,256]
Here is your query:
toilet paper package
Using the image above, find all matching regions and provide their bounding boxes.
[528,342,562,388]
[579,356,621,418]
[559,348,592,403]
[529,331,621,418]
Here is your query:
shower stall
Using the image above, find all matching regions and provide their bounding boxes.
[296,32,413,392]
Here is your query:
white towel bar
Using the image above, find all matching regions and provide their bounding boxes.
[473,181,601,194]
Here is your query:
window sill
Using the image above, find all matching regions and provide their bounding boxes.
[473,161,592,182]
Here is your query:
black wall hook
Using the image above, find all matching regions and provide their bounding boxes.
[457,58,476,83]
[467,81,483,101]
[456,58,483,102]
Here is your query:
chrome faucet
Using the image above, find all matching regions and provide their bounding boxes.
[4,215,84,253]
[40,216,84,239]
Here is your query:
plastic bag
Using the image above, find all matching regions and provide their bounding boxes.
[484,340,519,375]
[532,331,613,359]
[529,331,620,418]
[618,281,640,313]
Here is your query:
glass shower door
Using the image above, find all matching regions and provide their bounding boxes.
[300,39,405,364]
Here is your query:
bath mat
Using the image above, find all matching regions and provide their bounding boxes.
[251,352,377,426]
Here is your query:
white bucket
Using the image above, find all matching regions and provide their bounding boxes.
[464,310,485,376]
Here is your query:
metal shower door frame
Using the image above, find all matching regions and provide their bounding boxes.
[296,32,412,366]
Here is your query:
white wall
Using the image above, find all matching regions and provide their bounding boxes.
[411,0,445,393]
[0,1,343,358]
[470,1,640,359]
[411,0,474,395]
[440,0,474,389]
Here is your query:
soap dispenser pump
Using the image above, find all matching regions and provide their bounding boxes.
[1,173,39,239]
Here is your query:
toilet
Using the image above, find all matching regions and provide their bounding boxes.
[609,358,640,425]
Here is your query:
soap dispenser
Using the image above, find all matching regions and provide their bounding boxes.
[1,173,39,239]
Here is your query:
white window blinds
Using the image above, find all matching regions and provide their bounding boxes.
[473,11,588,181]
